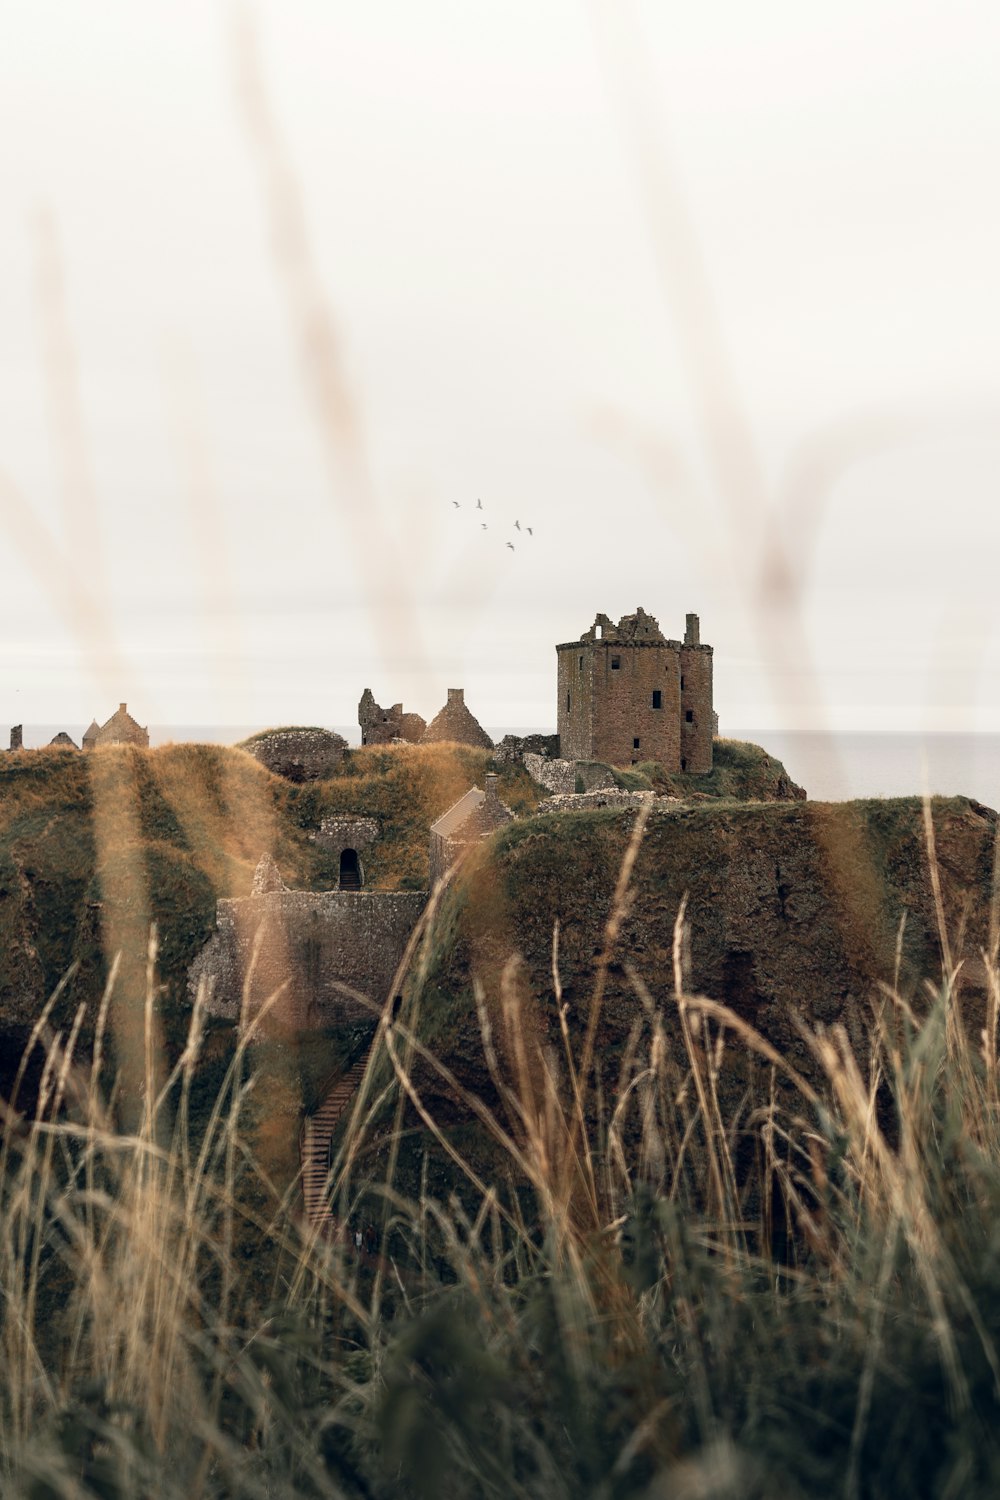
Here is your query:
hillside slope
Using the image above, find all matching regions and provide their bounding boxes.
[353,794,997,1202]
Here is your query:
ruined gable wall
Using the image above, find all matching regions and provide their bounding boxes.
[189,890,427,1031]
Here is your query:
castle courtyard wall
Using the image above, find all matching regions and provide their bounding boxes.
[189,890,427,1031]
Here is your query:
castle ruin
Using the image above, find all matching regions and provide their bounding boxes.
[556,608,713,772]
[82,703,149,750]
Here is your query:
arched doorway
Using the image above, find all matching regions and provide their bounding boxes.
[339,848,362,891]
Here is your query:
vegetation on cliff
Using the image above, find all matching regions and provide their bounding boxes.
[4,799,1000,1495]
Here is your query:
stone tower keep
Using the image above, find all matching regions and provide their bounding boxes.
[556,607,713,772]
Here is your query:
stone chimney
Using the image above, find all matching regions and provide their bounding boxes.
[447,688,464,706]
[684,613,700,647]
[9,725,22,751]
[119,702,127,713]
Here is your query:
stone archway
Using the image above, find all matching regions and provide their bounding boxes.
[339,848,362,891]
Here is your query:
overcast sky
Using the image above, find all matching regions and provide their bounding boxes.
[1,1,998,738]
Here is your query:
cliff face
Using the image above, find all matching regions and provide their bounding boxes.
[407,796,997,1122]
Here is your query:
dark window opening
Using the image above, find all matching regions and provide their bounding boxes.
[685,710,694,723]
[633,737,640,749]
[611,655,621,670]
[339,849,362,891]
[566,691,571,711]
[681,757,687,771]
[652,690,662,709]
[579,654,584,670]
[680,675,685,690]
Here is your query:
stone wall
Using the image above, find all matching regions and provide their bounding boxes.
[189,886,428,1031]
[422,688,493,749]
[244,728,347,783]
[523,753,616,796]
[493,732,561,766]
[680,625,714,774]
[537,788,662,813]
[358,690,426,746]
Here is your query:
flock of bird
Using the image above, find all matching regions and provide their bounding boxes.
[451,497,534,551]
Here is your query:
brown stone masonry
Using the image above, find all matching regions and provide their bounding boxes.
[556,607,713,772]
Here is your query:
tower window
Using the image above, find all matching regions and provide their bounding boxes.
[566,692,571,710]
[611,655,621,670]
[633,737,640,749]
[579,655,583,670]
[651,690,662,709]
[685,710,694,723]
[680,675,685,690]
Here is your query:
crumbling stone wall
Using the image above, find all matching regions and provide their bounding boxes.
[189,876,427,1032]
[358,690,426,746]
[83,704,149,750]
[523,754,616,796]
[422,688,493,749]
[312,816,380,889]
[537,788,662,813]
[493,732,561,766]
[244,728,347,783]
[556,607,713,773]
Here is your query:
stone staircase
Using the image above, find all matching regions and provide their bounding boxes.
[300,1052,370,1229]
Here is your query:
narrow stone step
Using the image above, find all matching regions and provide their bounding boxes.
[301,1054,371,1227]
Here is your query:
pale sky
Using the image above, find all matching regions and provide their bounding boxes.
[1,1,999,736]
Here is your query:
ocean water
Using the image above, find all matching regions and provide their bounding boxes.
[12,725,1000,811]
[732,731,1000,809]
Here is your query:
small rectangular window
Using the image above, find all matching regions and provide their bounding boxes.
[680,675,685,690]
[633,737,640,749]
[567,692,572,711]
[652,690,662,709]
[685,710,694,723]
[611,655,621,670]
[578,655,583,670]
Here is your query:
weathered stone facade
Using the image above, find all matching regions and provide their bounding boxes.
[358,690,426,746]
[188,857,427,1031]
[312,815,380,890]
[556,608,713,772]
[422,688,493,750]
[243,727,347,783]
[429,774,515,886]
[82,703,149,750]
[493,732,561,766]
[537,788,661,813]
[523,754,616,796]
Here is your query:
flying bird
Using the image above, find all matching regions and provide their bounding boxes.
[506,542,515,550]
[481,523,487,530]
[476,498,483,510]
[514,520,521,531]
[526,527,533,536]
[452,501,460,508]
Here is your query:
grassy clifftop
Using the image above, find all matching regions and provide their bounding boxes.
[0,738,538,1056]
[348,792,996,1207]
